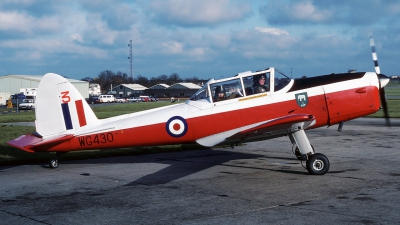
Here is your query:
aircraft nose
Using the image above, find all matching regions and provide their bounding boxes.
[378,74,390,88]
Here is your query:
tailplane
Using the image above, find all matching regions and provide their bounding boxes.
[35,73,98,138]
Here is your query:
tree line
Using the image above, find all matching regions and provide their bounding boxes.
[81,70,206,93]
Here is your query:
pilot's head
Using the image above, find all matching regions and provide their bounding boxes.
[215,85,226,97]
[254,74,266,85]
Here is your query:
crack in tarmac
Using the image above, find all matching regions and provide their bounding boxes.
[0,209,51,225]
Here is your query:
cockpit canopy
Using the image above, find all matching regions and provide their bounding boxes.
[189,67,291,103]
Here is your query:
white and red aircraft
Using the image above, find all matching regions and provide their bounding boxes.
[8,38,390,175]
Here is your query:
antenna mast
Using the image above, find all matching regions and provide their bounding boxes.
[128,40,133,80]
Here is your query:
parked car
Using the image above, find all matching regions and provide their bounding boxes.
[86,96,100,104]
[98,95,115,103]
[11,93,26,107]
[115,97,127,103]
[18,99,35,109]
[127,97,140,102]
[150,97,158,102]
[139,96,150,102]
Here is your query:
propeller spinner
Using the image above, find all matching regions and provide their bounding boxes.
[369,36,390,126]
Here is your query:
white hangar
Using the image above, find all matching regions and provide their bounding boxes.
[0,74,90,98]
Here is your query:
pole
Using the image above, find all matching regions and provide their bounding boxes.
[128,40,133,80]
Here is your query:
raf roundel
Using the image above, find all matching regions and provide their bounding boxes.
[166,116,188,138]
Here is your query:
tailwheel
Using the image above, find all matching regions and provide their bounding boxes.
[306,153,329,175]
[49,157,59,169]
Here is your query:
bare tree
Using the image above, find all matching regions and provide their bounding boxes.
[168,73,182,85]
[86,71,192,91]
[135,75,150,87]
[81,77,94,83]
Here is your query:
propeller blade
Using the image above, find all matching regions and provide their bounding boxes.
[370,36,391,126]
[379,87,391,126]
[369,36,381,74]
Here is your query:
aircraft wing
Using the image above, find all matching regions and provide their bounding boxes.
[7,133,74,153]
[226,114,315,140]
[196,114,316,147]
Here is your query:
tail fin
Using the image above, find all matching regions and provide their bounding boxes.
[35,73,98,138]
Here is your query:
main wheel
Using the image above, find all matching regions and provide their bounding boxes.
[49,158,59,169]
[306,153,329,175]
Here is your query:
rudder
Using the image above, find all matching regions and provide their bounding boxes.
[35,73,98,138]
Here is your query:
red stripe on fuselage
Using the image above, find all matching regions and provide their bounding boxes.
[75,100,87,127]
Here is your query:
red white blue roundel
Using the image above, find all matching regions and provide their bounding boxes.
[166,116,188,138]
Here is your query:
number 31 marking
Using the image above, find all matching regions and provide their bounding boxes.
[61,91,70,103]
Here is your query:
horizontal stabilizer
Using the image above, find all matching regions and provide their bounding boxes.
[7,133,74,153]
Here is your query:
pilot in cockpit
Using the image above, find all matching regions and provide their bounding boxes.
[213,85,226,102]
[252,74,269,94]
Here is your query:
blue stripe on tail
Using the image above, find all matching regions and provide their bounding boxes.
[61,103,73,130]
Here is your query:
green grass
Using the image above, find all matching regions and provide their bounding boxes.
[0,111,36,123]
[92,101,175,119]
[366,83,400,117]
[385,83,400,96]
[366,99,400,118]
[386,89,400,96]
[386,90,400,96]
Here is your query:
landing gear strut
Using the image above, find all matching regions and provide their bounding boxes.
[293,144,315,160]
[289,130,330,175]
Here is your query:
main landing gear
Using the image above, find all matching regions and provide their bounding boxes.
[289,130,330,175]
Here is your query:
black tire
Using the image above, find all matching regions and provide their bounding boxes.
[306,153,329,175]
[49,158,59,169]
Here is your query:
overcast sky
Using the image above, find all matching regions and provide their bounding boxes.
[1,0,399,80]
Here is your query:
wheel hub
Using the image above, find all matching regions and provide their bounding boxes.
[312,159,324,171]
